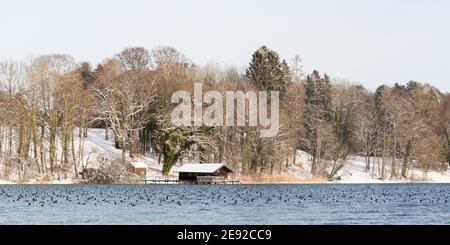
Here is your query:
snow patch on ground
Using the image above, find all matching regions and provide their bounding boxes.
[0,179,13,184]
[288,150,450,183]
[77,128,166,178]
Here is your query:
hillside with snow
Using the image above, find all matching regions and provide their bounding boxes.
[1,128,450,184]
[78,128,164,176]
[77,129,450,184]
[287,150,450,183]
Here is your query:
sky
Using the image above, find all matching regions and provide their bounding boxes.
[0,0,449,92]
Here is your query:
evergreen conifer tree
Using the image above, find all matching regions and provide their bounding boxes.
[246,46,290,96]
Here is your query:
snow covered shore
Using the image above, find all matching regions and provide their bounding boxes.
[287,151,450,184]
[1,128,449,184]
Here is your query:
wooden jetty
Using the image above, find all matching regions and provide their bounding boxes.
[196,176,239,184]
[144,176,179,184]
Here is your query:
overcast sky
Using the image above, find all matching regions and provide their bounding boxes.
[1,0,449,91]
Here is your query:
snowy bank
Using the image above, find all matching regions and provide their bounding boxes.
[286,150,450,184]
[1,128,449,184]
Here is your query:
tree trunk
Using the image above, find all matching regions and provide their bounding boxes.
[0,126,3,169]
[391,135,397,179]
[49,126,56,175]
[381,136,387,180]
[121,136,127,165]
[105,122,109,141]
[372,151,376,178]
[401,139,412,179]
[7,126,13,179]
[365,141,371,172]
[71,130,78,178]
[293,147,297,165]
[40,124,46,174]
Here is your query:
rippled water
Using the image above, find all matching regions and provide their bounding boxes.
[0,184,449,224]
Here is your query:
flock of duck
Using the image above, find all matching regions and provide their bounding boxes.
[0,184,449,208]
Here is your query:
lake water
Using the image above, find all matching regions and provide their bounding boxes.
[0,184,449,224]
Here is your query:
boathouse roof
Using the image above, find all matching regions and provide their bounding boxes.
[130,162,148,169]
[174,163,233,174]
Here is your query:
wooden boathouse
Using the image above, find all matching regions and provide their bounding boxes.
[130,162,148,176]
[174,163,234,184]
[144,163,239,184]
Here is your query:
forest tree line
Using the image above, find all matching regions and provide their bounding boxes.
[0,45,449,181]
